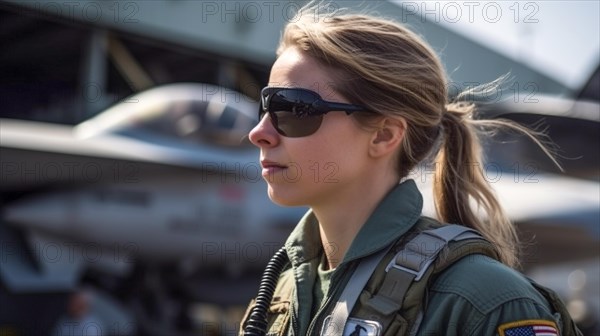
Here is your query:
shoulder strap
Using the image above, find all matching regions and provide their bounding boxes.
[366,225,485,315]
[361,223,500,336]
[321,244,394,336]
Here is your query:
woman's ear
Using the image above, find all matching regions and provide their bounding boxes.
[369,117,406,158]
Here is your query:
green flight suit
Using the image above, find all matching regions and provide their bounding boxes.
[243,179,562,336]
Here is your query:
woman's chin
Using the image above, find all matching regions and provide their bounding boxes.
[267,186,307,207]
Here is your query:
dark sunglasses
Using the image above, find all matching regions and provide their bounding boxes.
[259,87,371,137]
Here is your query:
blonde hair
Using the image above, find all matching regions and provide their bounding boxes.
[277,5,558,268]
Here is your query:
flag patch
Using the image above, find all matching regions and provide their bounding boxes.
[498,319,559,336]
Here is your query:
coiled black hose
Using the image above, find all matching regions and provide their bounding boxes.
[243,246,289,336]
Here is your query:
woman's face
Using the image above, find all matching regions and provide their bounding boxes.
[249,48,375,207]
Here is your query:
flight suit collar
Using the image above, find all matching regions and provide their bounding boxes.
[284,209,322,267]
[342,178,423,264]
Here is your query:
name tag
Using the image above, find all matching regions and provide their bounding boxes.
[321,316,382,336]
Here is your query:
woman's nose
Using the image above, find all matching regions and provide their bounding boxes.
[249,114,280,148]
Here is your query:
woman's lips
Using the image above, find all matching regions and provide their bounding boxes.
[261,160,288,176]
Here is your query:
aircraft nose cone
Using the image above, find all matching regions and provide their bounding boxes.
[4,193,77,232]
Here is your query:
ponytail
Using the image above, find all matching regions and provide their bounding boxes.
[434,102,519,267]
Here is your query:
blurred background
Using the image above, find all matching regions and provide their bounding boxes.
[0,1,598,335]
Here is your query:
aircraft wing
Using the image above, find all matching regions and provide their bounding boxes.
[415,169,599,267]
[0,118,258,193]
[416,172,599,226]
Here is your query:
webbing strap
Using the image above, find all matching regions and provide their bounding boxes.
[321,245,393,336]
[367,225,484,315]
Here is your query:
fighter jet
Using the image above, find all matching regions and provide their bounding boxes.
[0,83,307,335]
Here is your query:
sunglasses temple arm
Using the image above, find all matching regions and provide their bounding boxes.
[325,102,368,115]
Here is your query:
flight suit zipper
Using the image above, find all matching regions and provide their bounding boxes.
[290,286,298,336]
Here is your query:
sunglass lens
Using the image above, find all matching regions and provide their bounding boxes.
[271,110,323,137]
[260,88,325,137]
[270,89,323,137]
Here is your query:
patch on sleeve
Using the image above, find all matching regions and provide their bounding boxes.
[498,319,558,336]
